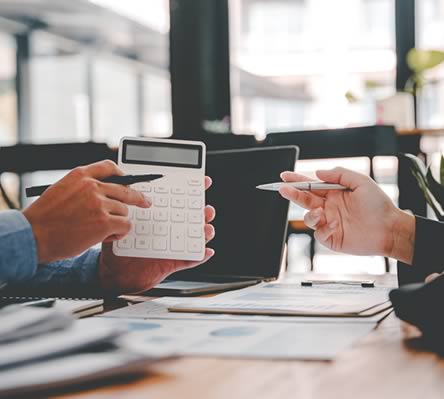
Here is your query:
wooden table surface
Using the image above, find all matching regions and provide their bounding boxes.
[57,275,444,399]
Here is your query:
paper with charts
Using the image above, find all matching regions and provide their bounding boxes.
[100,296,392,324]
[110,318,375,361]
[168,282,392,317]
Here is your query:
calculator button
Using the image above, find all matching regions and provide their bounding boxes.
[188,198,202,210]
[171,225,185,252]
[154,196,169,207]
[135,223,151,236]
[153,237,168,251]
[188,179,202,186]
[154,224,168,236]
[135,237,150,249]
[118,237,133,249]
[154,186,168,194]
[188,225,202,238]
[188,211,203,224]
[188,239,203,253]
[171,187,185,195]
[171,197,185,209]
[154,209,169,221]
[188,188,202,196]
[171,210,185,222]
[136,208,151,220]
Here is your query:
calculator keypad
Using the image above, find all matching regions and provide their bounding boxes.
[115,180,205,261]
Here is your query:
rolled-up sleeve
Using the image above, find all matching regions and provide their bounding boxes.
[0,210,102,296]
[0,210,38,286]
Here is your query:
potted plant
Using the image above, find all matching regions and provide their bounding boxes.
[403,153,444,221]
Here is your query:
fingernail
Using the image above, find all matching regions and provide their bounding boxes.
[280,171,291,178]
[313,208,322,217]
[143,195,151,206]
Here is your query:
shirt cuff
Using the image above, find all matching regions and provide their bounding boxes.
[0,210,38,284]
[412,216,444,277]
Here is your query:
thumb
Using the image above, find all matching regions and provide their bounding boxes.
[316,167,368,190]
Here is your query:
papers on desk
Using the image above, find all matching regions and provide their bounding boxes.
[99,282,393,361]
[169,282,392,317]
[101,296,392,324]
[104,318,375,361]
[0,306,168,398]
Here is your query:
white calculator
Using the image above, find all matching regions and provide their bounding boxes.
[113,137,206,261]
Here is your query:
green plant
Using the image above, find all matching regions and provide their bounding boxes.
[403,153,444,221]
[406,49,444,94]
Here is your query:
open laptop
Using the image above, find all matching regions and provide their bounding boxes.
[145,146,299,296]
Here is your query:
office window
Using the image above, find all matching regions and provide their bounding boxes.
[89,0,170,33]
[416,0,444,129]
[0,32,17,145]
[229,0,396,136]
[92,56,139,145]
[143,71,172,138]
[0,32,19,210]
[29,31,89,143]
[90,0,171,144]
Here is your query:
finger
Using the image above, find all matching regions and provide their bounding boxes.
[103,198,129,217]
[83,160,124,179]
[425,273,442,283]
[205,176,212,190]
[280,171,312,183]
[281,171,329,197]
[105,215,132,237]
[279,186,325,210]
[316,167,369,190]
[314,220,338,244]
[102,184,150,208]
[205,205,216,223]
[304,208,327,230]
[204,224,215,243]
[103,233,127,243]
[174,248,216,272]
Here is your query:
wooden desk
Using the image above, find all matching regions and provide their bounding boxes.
[56,274,444,399]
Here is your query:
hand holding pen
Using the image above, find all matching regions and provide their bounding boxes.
[22,160,159,264]
[276,167,416,265]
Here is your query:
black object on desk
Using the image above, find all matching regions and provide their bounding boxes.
[0,297,56,309]
[390,274,444,353]
[25,174,164,197]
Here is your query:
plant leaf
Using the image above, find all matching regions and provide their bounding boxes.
[440,155,444,185]
[407,49,444,73]
[402,153,427,176]
[412,169,444,219]
[426,167,444,205]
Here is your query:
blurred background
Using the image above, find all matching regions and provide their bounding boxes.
[0,0,443,277]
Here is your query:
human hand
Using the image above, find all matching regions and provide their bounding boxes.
[98,177,216,295]
[279,167,416,264]
[23,160,150,264]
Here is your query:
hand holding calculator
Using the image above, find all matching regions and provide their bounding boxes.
[113,137,207,262]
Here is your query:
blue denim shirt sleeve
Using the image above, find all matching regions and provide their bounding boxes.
[0,210,100,292]
[0,210,38,286]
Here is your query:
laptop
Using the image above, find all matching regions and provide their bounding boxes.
[145,146,299,296]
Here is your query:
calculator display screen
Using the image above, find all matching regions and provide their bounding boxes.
[123,141,202,168]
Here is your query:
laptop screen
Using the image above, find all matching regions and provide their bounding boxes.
[172,146,299,280]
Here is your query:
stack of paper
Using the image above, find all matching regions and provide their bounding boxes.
[0,306,167,398]
[98,282,394,361]
[168,282,392,317]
